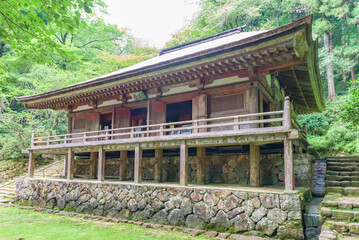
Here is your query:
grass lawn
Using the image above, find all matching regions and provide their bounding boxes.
[0,206,207,240]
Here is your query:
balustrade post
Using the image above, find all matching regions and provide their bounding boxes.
[159,124,164,136]
[194,121,199,133]
[283,96,291,129]
[64,135,67,144]
[105,130,109,141]
[47,137,50,146]
[130,128,134,138]
[233,117,239,130]
[83,133,86,143]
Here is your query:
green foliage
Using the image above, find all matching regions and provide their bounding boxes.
[298,96,359,155]
[0,0,102,60]
[342,80,359,126]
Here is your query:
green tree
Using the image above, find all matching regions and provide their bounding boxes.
[0,0,101,60]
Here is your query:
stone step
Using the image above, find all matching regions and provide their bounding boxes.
[327,165,358,171]
[326,181,359,187]
[326,175,359,181]
[327,161,359,166]
[0,190,14,195]
[0,187,15,191]
[321,207,359,221]
[326,157,359,162]
[326,171,359,176]
[325,221,359,235]
[322,197,359,209]
[326,187,359,195]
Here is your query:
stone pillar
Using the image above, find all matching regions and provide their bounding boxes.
[180,141,188,186]
[67,148,74,180]
[97,147,105,181]
[28,151,35,178]
[119,150,127,181]
[249,84,259,128]
[196,147,206,184]
[89,152,97,179]
[154,149,162,182]
[284,138,294,192]
[134,144,142,183]
[249,143,260,187]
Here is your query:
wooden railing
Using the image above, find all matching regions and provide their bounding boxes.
[30,109,293,149]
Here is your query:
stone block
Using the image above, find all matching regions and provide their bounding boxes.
[185,215,206,229]
[218,233,231,239]
[332,222,348,233]
[348,223,359,234]
[332,210,354,221]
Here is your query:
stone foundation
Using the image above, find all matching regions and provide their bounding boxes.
[74,153,312,187]
[16,178,305,239]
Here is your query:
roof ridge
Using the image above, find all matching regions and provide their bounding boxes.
[159,25,246,56]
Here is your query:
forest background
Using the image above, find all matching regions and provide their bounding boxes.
[0,0,358,161]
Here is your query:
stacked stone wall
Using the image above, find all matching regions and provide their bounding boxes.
[0,161,27,183]
[74,153,312,187]
[16,178,305,239]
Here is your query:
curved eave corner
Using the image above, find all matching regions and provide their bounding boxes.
[305,20,325,113]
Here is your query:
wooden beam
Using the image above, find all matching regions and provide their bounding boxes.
[180,141,188,186]
[28,151,35,178]
[284,137,294,192]
[89,152,97,179]
[119,150,127,180]
[249,144,260,186]
[291,68,309,110]
[67,148,74,180]
[196,147,206,184]
[134,144,142,183]
[97,147,105,181]
[154,149,163,182]
[62,154,67,177]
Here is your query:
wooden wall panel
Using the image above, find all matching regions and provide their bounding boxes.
[149,100,166,136]
[86,113,100,141]
[113,107,130,139]
[192,94,207,120]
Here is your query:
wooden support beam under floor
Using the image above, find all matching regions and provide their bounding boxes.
[28,151,35,178]
[180,141,188,186]
[97,147,105,181]
[154,149,163,182]
[197,147,206,184]
[284,137,295,192]
[67,148,74,180]
[119,150,127,181]
[89,152,97,179]
[134,144,142,183]
[249,143,260,187]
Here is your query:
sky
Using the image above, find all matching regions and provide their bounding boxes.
[102,0,199,49]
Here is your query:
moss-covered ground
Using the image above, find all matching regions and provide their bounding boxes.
[0,206,206,240]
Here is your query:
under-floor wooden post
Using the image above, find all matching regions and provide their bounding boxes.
[154,149,163,182]
[97,147,105,181]
[196,147,206,184]
[67,148,74,180]
[180,141,188,186]
[284,138,294,192]
[28,151,35,178]
[249,143,260,186]
[89,152,97,179]
[134,144,142,183]
[119,150,127,181]
[62,155,67,177]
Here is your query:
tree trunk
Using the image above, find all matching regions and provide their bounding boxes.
[324,32,335,101]
[351,68,355,82]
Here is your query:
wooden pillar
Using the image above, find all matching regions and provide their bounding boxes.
[154,149,163,182]
[196,147,206,184]
[249,144,260,187]
[249,84,259,128]
[89,152,97,179]
[97,147,105,181]
[67,148,74,180]
[134,144,142,183]
[28,151,35,178]
[284,138,294,192]
[180,141,188,186]
[62,155,67,177]
[119,150,127,180]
